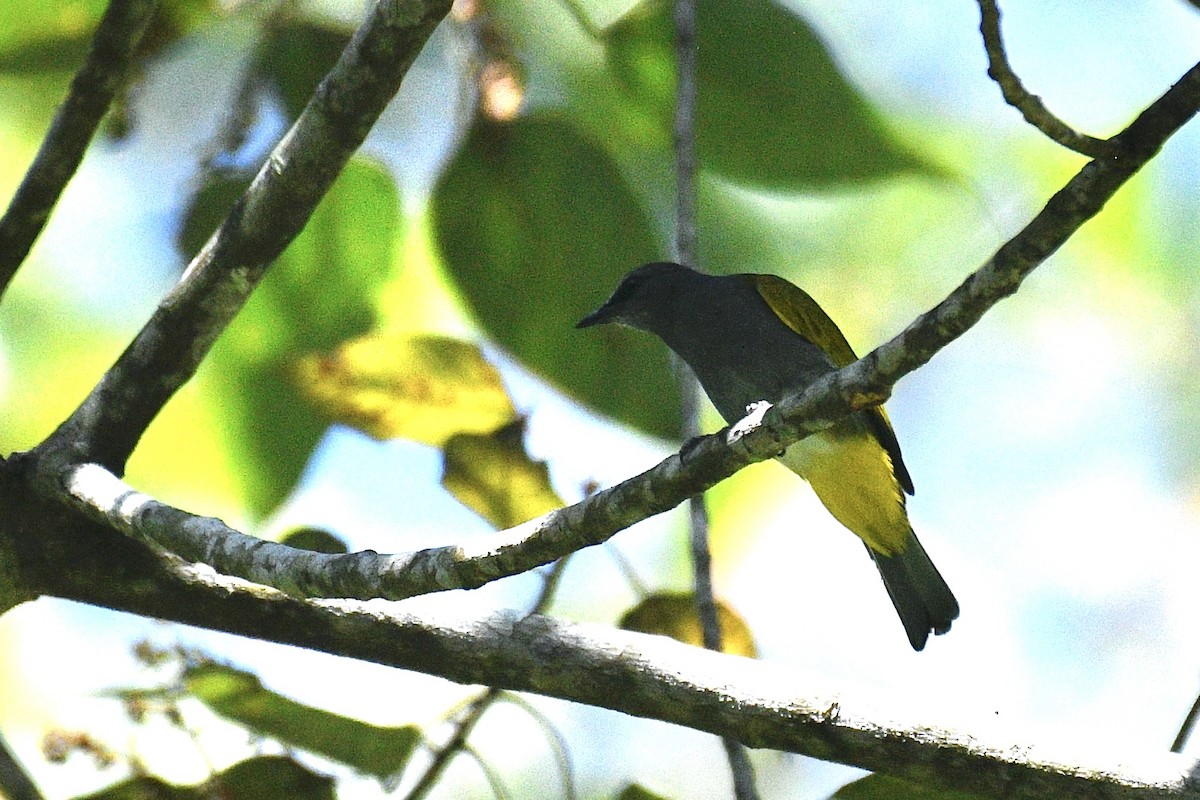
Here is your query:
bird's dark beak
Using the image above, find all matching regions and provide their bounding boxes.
[576,303,615,329]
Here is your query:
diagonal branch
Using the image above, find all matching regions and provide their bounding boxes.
[977,0,1119,158]
[34,0,451,475]
[47,59,1200,610]
[0,0,158,304]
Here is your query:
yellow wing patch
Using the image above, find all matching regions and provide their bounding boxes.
[753,273,858,368]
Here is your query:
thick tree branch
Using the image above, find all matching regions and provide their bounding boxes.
[977,0,1118,158]
[35,0,451,475]
[44,60,1200,613]
[5,467,1200,799]
[0,0,158,304]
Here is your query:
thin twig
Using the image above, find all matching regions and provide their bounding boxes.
[977,0,1118,159]
[400,558,574,800]
[403,688,501,800]
[1170,690,1200,753]
[497,694,576,800]
[673,0,759,792]
[0,0,158,304]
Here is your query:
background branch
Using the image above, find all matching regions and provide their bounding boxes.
[35,0,451,474]
[977,0,1118,158]
[672,0,759,793]
[0,0,158,303]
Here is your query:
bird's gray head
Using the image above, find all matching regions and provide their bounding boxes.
[576,262,697,332]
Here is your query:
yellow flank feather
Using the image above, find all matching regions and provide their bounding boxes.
[753,272,912,495]
[777,428,912,557]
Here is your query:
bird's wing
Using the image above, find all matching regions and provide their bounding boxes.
[752,273,914,495]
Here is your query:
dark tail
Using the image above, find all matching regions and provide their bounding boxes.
[869,534,959,651]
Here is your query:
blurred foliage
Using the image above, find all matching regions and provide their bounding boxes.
[442,418,565,529]
[255,16,351,122]
[619,591,757,657]
[433,0,934,439]
[76,756,334,800]
[618,783,674,800]
[0,0,225,140]
[604,0,931,190]
[432,112,677,436]
[185,663,420,781]
[831,773,989,800]
[295,332,516,445]
[153,156,401,519]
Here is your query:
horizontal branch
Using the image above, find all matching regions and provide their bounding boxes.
[0,0,158,303]
[6,476,1198,800]
[36,0,451,474]
[47,59,1200,607]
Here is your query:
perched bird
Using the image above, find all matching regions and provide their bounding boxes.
[577,261,958,650]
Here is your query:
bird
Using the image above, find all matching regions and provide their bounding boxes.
[577,261,958,650]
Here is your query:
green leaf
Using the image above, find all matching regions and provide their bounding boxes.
[153,157,401,519]
[0,1,107,64]
[832,774,990,800]
[604,0,930,190]
[212,756,336,800]
[295,333,517,445]
[619,592,757,657]
[431,112,678,438]
[76,775,194,800]
[279,527,348,554]
[618,784,673,800]
[256,18,351,121]
[441,419,564,529]
[185,664,420,781]
[77,756,334,800]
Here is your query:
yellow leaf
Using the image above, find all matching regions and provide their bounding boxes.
[619,592,757,657]
[441,420,564,529]
[294,334,515,446]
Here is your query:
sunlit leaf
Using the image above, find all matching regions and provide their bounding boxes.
[604,0,931,190]
[619,592,757,657]
[832,773,989,800]
[295,333,516,445]
[280,526,348,554]
[431,112,679,438]
[185,664,420,781]
[144,156,401,519]
[441,419,564,529]
[77,756,334,800]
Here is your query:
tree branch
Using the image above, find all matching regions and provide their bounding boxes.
[43,60,1200,615]
[6,472,1200,799]
[0,0,158,304]
[976,0,1119,158]
[34,0,451,475]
